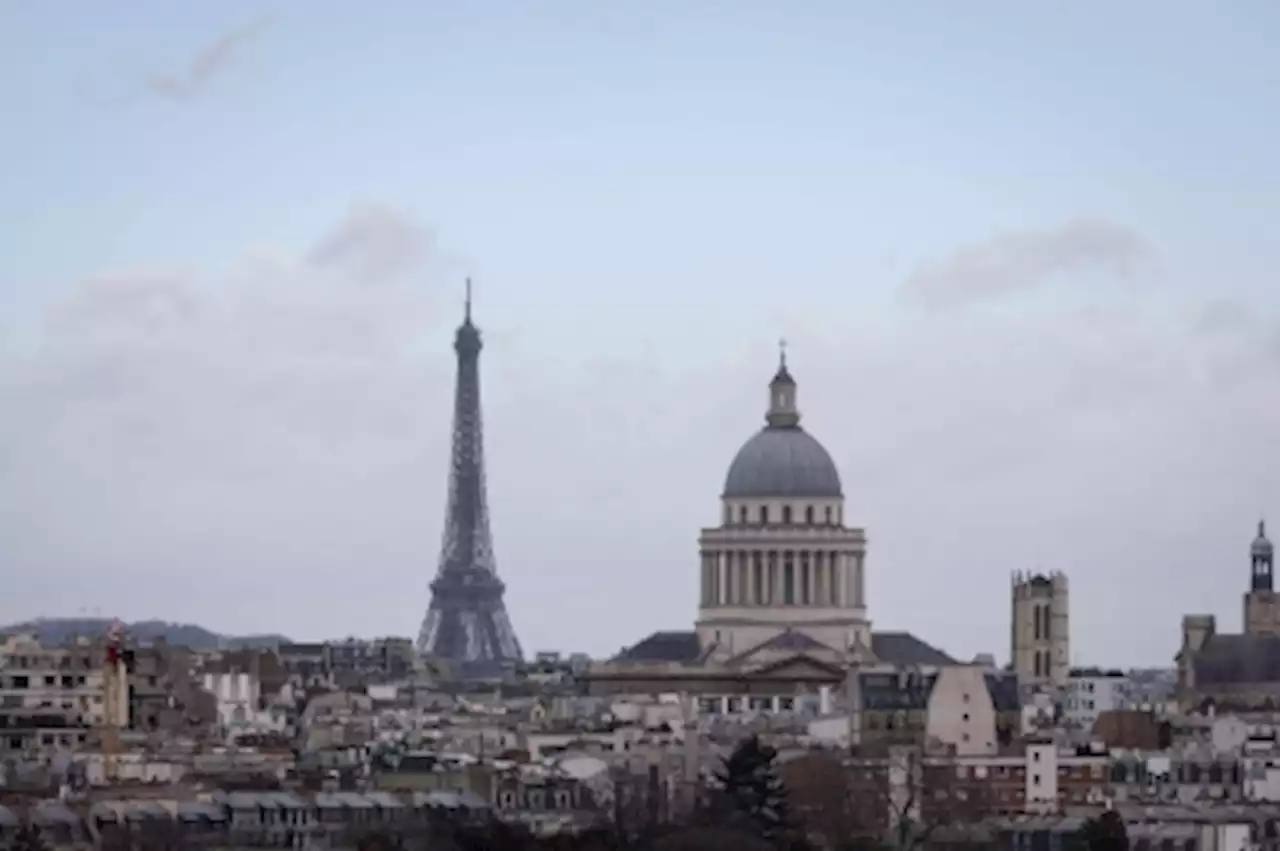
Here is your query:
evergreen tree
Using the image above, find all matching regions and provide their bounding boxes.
[11,824,47,851]
[715,735,798,844]
[1080,810,1129,851]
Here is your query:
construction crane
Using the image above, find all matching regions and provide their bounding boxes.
[100,619,128,783]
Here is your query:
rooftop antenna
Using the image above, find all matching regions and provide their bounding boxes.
[465,277,473,322]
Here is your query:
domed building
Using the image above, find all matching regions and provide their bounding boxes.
[694,351,870,655]
[584,350,996,732]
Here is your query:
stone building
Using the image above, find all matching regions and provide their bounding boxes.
[1010,571,1070,689]
[584,349,970,705]
[1177,521,1280,710]
[696,351,868,655]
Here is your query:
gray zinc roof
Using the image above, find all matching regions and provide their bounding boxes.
[722,426,843,499]
[613,631,702,663]
[870,631,956,666]
[1193,634,1280,685]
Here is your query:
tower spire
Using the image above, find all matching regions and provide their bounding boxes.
[465,277,473,323]
[1251,517,1273,592]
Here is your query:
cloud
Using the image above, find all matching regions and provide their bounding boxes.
[900,219,1148,311]
[149,19,268,100]
[1,215,1278,669]
[1193,298,1257,335]
[306,206,433,287]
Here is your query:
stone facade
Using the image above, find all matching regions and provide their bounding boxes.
[1010,571,1070,689]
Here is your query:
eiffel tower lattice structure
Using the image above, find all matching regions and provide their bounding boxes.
[416,281,523,675]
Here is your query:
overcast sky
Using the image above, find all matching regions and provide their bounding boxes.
[2,2,1279,667]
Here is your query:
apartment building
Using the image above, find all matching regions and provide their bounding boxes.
[0,634,106,752]
[1064,668,1133,733]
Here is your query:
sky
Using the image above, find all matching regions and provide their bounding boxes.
[2,2,1280,667]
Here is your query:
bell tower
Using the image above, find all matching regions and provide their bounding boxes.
[1244,520,1278,635]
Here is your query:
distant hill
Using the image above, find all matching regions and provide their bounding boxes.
[0,618,289,650]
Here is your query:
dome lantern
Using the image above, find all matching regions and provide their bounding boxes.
[766,339,800,429]
[721,345,843,499]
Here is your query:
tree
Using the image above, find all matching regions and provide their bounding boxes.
[715,736,799,844]
[784,748,993,851]
[1080,810,1129,851]
[10,825,47,851]
[780,751,885,851]
[649,825,776,851]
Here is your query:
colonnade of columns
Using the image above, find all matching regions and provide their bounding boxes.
[699,548,864,608]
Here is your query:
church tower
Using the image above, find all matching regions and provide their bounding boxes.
[1010,571,1070,689]
[1244,520,1278,635]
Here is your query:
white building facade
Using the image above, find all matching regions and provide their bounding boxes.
[1062,668,1131,732]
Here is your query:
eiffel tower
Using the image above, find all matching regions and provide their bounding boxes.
[416,281,523,675]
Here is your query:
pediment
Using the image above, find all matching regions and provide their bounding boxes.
[750,654,845,680]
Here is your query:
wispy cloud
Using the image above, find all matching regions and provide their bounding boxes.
[899,219,1148,312]
[149,19,268,100]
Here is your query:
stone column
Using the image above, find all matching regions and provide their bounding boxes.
[699,552,709,606]
[783,551,796,605]
[738,551,750,606]
[855,553,866,608]
[747,550,757,604]
[717,550,728,606]
[802,551,814,606]
[812,551,824,606]
[768,550,780,604]
[829,550,839,604]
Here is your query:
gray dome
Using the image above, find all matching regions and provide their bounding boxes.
[723,425,843,499]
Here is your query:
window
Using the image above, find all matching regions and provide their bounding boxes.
[1033,751,1041,762]
[1033,774,1041,786]
[805,506,814,525]
[782,506,792,525]
[760,505,769,524]
[825,506,833,524]
[739,506,747,524]
[962,713,970,722]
